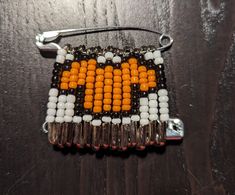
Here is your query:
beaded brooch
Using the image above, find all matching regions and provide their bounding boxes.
[36,26,184,151]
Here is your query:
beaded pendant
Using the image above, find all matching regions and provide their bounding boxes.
[37,27,184,151]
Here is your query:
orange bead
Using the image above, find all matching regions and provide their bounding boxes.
[113,99,121,106]
[85,89,93,95]
[86,76,95,83]
[131,70,138,76]
[105,65,113,72]
[96,68,104,75]
[70,75,78,82]
[79,67,87,73]
[88,59,97,65]
[148,75,156,82]
[71,62,80,69]
[131,77,138,84]
[86,83,94,89]
[78,73,86,79]
[148,81,157,88]
[95,88,103,94]
[147,70,155,76]
[60,82,68,90]
[139,72,148,79]
[113,76,122,83]
[77,79,85,85]
[113,88,122,94]
[103,104,111,111]
[138,66,147,72]
[122,98,131,105]
[104,93,112,99]
[113,94,122,100]
[122,105,131,111]
[80,60,87,68]
[113,106,121,112]
[122,74,130,81]
[104,86,112,93]
[85,95,93,102]
[123,80,131,86]
[113,83,122,88]
[122,68,130,75]
[61,77,69,83]
[88,65,96,71]
[96,75,104,82]
[69,82,77,89]
[87,71,95,76]
[121,62,129,69]
[130,63,138,70]
[70,68,79,75]
[104,72,113,79]
[62,71,70,77]
[94,94,103,100]
[95,82,104,88]
[93,106,102,113]
[84,102,93,109]
[94,100,102,106]
[113,69,122,76]
[128,58,137,64]
[123,86,131,93]
[104,79,113,86]
[140,83,149,91]
[139,78,148,84]
[123,93,131,99]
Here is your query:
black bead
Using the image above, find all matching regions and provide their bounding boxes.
[77,85,85,91]
[90,53,96,59]
[132,108,138,114]
[76,91,84,97]
[132,94,139,99]
[157,70,165,77]
[149,87,157,93]
[132,101,139,108]
[147,59,154,65]
[141,91,148,97]
[131,84,139,90]
[106,60,112,65]
[114,63,121,69]
[158,83,167,89]
[93,113,100,119]
[122,56,127,62]
[68,88,76,95]
[157,64,164,71]
[54,62,61,69]
[64,59,71,64]
[63,65,71,71]
[81,54,87,60]
[52,69,60,75]
[60,89,67,95]
[103,111,109,116]
[84,109,91,114]
[112,112,119,118]
[75,110,82,116]
[51,75,59,82]
[122,111,129,117]
[50,83,58,88]
[97,63,105,68]
[139,60,145,65]
[158,77,166,83]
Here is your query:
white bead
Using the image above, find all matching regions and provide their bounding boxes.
[159,96,169,102]
[67,95,76,103]
[73,116,82,123]
[102,116,112,123]
[154,57,164,65]
[64,115,72,122]
[153,50,161,58]
[83,115,92,122]
[46,115,55,123]
[58,95,67,103]
[140,98,148,106]
[92,119,102,126]
[55,116,64,123]
[56,109,65,117]
[47,102,56,109]
[149,108,158,114]
[112,56,121,63]
[144,52,153,60]
[66,54,74,61]
[148,93,158,100]
[57,102,65,109]
[149,100,158,108]
[140,118,149,126]
[160,114,169,122]
[65,102,74,109]
[159,102,169,108]
[65,109,74,116]
[97,56,106,63]
[122,117,131,124]
[112,118,121,124]
[49,96,58,103]
[131,115,140,121]
[139,106,148,112]
[57,48,67,56]
[49,88,59,97]
[105,52,114,60]
[140,112,149,119]
[149,114,158,121]
[47,108,56,116]
[56,55,65,64]
[158,89,168,96]
[159,108,169,114]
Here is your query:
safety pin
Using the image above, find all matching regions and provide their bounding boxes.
[35,26,173,52]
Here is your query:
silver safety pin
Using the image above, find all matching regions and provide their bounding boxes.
[35,26,173,52]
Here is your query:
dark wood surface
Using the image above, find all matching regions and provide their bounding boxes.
[1,0,235,194]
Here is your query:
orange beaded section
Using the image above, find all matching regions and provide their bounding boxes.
[103,63,113,112]
[67,62,80,89]
[147,69,157,88]
[121,61,131,111]
[138,64,149,92]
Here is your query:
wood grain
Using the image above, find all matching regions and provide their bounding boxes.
[0,0,235,194]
